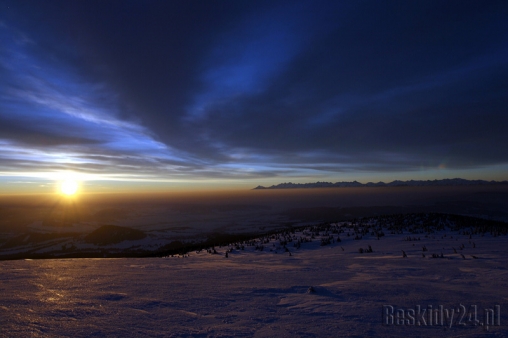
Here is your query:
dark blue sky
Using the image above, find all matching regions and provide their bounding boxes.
[1,0,507,192]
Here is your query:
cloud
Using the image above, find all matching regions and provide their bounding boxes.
[0,0,507,185]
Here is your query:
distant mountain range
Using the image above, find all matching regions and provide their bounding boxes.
[253,178,508,190]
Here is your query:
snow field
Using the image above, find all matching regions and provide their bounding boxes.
[0,217,507,337]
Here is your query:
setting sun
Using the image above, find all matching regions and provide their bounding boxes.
[60,180,79,196]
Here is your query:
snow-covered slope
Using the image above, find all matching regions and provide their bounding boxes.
[0,214,507,337]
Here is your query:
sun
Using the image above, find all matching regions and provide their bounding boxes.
[60,180,79,196]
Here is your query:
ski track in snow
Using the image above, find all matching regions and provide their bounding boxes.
[1,224,507,337]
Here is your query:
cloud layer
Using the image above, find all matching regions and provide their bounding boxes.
[1,0,507,189]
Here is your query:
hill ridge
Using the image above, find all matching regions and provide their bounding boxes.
[253,178,508,189]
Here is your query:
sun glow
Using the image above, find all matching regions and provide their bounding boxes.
[60,180,79,196]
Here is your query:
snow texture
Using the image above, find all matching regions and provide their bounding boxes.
[0,217,507,337]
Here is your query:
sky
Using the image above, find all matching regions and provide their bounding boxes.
[0,0,507,193]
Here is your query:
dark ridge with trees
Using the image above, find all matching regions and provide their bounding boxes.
[0,213,507,260]
[151,213,508,258]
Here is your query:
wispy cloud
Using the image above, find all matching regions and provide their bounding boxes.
[0,1,507,190]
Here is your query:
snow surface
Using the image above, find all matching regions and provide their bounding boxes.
[0,221,507,337]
